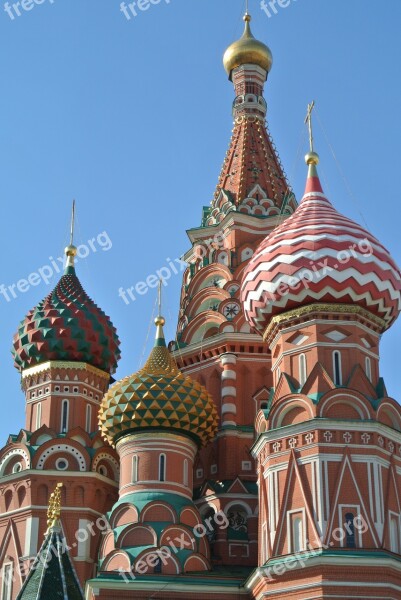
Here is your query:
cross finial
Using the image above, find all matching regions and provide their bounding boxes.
[304,101,316,153]
[154,280,166,343]
[65,200,78,269]
[69,199,76,247]
[245,0,249,14]
[158,278,162,316]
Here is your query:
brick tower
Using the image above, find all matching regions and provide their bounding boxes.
[0,234,121,598]
[171,12,296,568]
[241,148,401,597]
[91,312,219,597]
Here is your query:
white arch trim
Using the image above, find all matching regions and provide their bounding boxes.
[36,444,86,471]
[0,448,30,476]
[271,398,313,429]
[319,393,370,420]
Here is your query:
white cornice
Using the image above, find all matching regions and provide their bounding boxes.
[252,418,401,457]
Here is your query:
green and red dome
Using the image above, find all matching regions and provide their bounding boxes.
[12,265,121,374]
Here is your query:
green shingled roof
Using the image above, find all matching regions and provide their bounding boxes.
[16,525,84,600]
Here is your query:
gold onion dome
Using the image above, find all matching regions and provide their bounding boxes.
[223,13,273,76]
[99,316,219,448]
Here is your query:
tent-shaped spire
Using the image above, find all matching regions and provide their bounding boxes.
[17,484,84,600]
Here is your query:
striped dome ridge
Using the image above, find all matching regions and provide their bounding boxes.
[12,266,121,374]
[241,165,401,333]
[99,321,219,448]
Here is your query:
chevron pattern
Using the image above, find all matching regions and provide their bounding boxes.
[241,183,401,333]
[12,266,121,374]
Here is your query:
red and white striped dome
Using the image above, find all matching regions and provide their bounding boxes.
[241,158,401,333]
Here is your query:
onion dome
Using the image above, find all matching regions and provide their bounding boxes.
[223,13,273,77]
[99,315,219,448]
[12,244,121,374]
[241,152,401,333]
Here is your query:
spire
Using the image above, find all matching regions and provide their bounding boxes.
[304,101,323,195]
[16,483,84,600]
[212,10,292,210]
[64,199,77,272]
[154,280,166,347]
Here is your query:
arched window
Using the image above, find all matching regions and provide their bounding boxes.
[333,351,342,386]
[159,454,166,482]
[154,557,162,574]
[227,505,249,540]
[1,563,13,600]
[183,459,189,487]
[365,357,372,382]
[85,404,92,433]
[292,516,304,553]
[61,400,69,433]
[299,354,307,386]
[35,403,42,430]
[132,456,139,483]
[345,512,356,548]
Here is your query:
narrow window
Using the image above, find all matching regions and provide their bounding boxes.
[61,400,69,433]
[1,564,13,600]
[292,516,304,553]
[333,351,342,385]
[36,403,42,430]
[159,454,166,482]
[390,515,399,553]
[299,354,307,386]
[154,557,162,574]
[85,404,92,433]
[132,456,138,483]
[183,459,189,487]
[345,512,356,548]
[365,357,372,382]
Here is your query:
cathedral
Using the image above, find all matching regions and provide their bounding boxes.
[1,9,401,600]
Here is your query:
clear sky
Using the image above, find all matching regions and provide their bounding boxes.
[1,0,400,441]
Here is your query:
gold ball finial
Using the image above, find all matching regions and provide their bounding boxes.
[305,151,320,166]
[243,13,251,22]
[155,315,166,327]
[65,244,78,258]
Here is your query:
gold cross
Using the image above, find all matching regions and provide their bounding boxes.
[304,101,316,153]
[158,279,162,316]
[70,199,76,247]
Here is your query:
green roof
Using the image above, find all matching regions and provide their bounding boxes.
[16,524,84,600]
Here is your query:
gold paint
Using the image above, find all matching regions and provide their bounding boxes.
[46,483,63,533]
[21,360,110,380]
[223,13,273,76]
[263,303,385,341]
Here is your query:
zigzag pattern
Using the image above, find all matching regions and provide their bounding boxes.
[241,186,401,332]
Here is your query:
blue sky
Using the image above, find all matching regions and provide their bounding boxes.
[1,0,400,440]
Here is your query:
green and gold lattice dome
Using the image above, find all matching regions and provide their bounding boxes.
[99,317,218,448]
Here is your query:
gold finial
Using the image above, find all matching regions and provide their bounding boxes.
[223,3,273,76]
[155,279,166,329]
[65,200,78,268]
[304,101,320,166]
[46,483,63,533]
